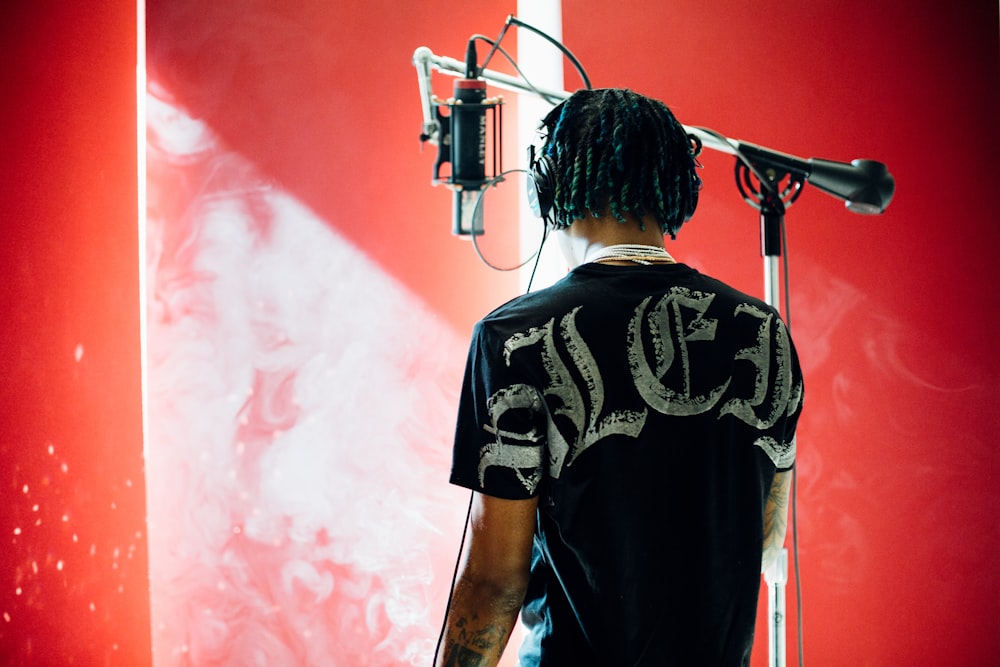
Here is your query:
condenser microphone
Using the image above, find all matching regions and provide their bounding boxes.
[450,41,487,235]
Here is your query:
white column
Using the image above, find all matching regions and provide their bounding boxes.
[517,1,565,292]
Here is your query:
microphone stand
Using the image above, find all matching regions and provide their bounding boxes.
[412,46,744,160]
[413,45,894,667]
[731,147,810,667]
[752,169,796,667]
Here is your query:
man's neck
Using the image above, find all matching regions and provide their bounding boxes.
[558,214,667,267]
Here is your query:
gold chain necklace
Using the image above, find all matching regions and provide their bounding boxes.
[586,244,676,265]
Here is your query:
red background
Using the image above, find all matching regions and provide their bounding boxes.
[2,0,997,664]
[0,2,150,664]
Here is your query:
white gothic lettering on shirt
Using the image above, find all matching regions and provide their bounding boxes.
[478,288,801,491]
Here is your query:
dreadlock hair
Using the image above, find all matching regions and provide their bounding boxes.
[539,88,701,238]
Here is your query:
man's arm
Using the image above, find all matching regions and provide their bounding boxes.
[761,470,792,573]
[435,492,538,667]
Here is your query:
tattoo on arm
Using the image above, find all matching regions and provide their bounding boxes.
[762,472,791,569]
[443,645,488,667]
[442,616,509,667]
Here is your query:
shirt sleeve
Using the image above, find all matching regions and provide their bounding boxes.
[716,302,803,472]
[773,316,803,473]
[449,320,547,500]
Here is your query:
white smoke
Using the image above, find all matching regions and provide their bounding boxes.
[145,88,471,666]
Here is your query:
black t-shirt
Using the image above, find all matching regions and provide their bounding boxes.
[450,262,803,666]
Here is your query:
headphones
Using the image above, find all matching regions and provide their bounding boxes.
[525,126,702,234]
[526,143,558,225]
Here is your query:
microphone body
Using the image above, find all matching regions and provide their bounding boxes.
[451,77,487,234]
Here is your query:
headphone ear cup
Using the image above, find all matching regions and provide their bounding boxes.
[526,148,556,222]
[684,173,700,222]
[682,133,703,224]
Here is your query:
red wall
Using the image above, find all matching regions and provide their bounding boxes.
[562,2,1000,664]
[0,2,150,664]
[2,0,996,664]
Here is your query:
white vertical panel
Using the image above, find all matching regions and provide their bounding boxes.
[517,1,566,292]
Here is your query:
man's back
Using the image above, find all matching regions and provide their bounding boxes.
[436,88,802,667]
[451,262,802,665]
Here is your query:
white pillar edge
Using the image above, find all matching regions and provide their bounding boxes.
[516,0,565,293]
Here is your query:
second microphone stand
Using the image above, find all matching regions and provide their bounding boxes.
[737,159,804,667]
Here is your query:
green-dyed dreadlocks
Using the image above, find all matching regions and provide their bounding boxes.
[540,88,701,238]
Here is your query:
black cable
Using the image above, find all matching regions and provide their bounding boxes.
[477,15,593,92]
[468,170,547,272]
[433,167,550,667]
[505,16,592,90]
[468,35,569,105]
[431,216,549,666]
[458,15,591,279]
[432,490,475,666]
[434,21,568,653]
[780,217,805,667]
[523,215,550,294]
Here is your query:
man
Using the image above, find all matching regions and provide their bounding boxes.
[436,88,803,666]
